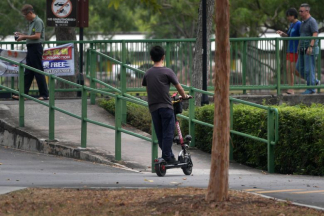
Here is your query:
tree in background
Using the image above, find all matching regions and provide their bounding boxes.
[0,0,54,40]
[1,0,323,40]
[192,0,214,105]
[230,0,323,37]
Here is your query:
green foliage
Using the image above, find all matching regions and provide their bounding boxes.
[230,0,324,37]
[143,0,200,38]
[87,0,139,37]
[181,103,324,175]
[3,0,323,42]
[98,98,152,134]
[0,0,49,40]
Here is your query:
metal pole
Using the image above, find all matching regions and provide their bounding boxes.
[77,27,84,97]
[201,0,209,106]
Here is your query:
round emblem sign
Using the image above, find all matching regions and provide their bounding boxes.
[51,0,73,18]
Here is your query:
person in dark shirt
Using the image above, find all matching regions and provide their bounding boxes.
[142,45,189,163]
[296,3,319,94]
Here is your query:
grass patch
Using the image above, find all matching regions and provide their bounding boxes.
[0,188,323,216]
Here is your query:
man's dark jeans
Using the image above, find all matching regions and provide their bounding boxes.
[151,108,175,160]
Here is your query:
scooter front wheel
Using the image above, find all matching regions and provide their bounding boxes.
[155,162,167,177]
[181,156,193,175]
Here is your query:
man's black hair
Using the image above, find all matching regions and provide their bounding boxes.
[150,45,165,62]
[286,8,298,19]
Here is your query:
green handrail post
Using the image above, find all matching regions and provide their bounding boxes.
[151,123,158,173]
[81,86,87,148]
[275,38,281,96]
[166,42,170,67]
[115,95,122,161]
[267,108,275,173]
[188,88,195,147]
[18,64,24,127]
[121,41,127,124]
[10,44,15,92]
[90,49,96,105]
[317,39,321,93]
[242,41,247,94]
[229,99,234,161]
[86,48,90,76]
[48,75,55,141]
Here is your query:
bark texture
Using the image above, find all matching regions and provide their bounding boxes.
[192,0,215,105]
[205,0,230,202]
[54,27,78,98]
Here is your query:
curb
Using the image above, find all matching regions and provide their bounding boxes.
[0,119,138,173]
[249,191,324,212]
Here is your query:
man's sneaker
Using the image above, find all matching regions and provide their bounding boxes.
[301,89,315,95]
[316,80,321,86]
[164,157,177,164]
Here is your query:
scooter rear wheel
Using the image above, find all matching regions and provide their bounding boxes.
[155,162,166,177]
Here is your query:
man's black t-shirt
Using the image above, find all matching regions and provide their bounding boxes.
[142,67,179,113]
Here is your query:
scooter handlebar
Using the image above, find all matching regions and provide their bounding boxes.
[172,95,193,104]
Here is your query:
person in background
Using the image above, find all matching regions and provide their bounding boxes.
[142,45,190,164]
[296,3,319,94]
[277,8,301,95]
[12,4,49,100]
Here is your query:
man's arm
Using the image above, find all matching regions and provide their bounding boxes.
[307,32,318,55]
[174,83,188,99]
[17,32,41,41]
[310,32,318,47]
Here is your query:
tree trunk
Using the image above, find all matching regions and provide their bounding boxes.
[205,0,230,202]
[55,27,79,98]
[192,0,215,106]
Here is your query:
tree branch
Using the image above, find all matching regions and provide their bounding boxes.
[7,0,21,14]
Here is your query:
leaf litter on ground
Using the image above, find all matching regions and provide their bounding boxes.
[0,188,323,216]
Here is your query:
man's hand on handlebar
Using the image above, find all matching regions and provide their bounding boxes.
[180,94,193,100]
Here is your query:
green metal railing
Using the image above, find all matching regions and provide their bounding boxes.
[229,98,279,173]
[0,47,280,173]
[0,54,160,171]
[1,36,323,96]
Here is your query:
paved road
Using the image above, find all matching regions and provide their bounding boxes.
[1,147,324,209]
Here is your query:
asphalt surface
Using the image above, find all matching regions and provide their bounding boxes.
[1,146,324,209]
[0,99,324,210]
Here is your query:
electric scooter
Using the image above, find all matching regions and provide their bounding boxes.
[154,93,193,177]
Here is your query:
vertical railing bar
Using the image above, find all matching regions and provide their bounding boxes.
[18,64,25,127]
[242,41,247,94]
[275,38,281,95]
[81,86,87,148]
[229,99,234,161]
[48,75,55,141]
[189,88,195,147]
[115,95,122,161]
[151,122,158,173]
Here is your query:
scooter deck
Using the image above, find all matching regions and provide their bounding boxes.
[164,162,191,169]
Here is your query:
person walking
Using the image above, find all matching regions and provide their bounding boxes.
[12,4,49,100]
[142,45,189,164]
[296,3,319,94]
[277,8,301,95]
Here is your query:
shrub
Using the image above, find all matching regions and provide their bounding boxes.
[98,98,152,134]
[181,103,324,175]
